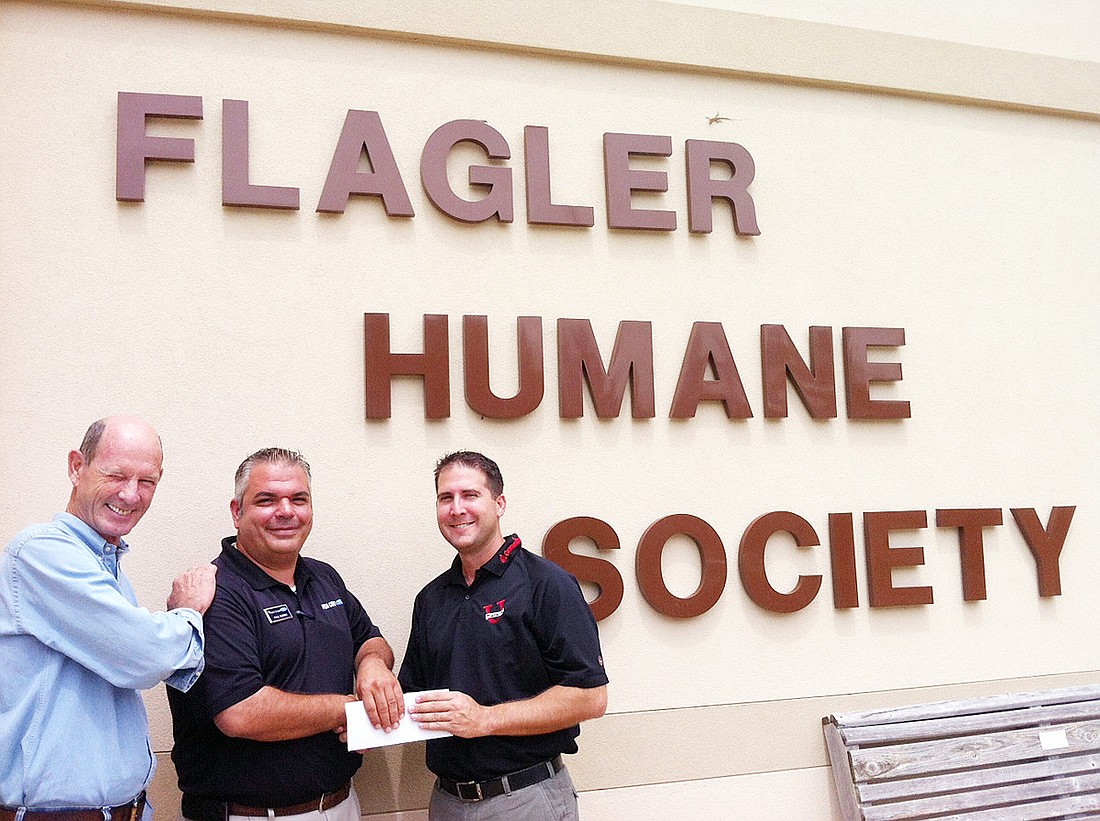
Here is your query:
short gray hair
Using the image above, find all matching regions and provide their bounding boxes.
[78,419,108,463]
[234,447,311,507]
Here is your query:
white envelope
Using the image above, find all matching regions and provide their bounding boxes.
[345,690,453,750]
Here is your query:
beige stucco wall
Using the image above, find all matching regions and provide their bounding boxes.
[2,1,1099,818]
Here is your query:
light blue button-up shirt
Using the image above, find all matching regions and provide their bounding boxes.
[0,513,205,811]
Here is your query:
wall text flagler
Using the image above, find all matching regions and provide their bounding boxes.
[115,91,760,235]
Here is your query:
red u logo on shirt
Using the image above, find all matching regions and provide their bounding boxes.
[483,599,506,623]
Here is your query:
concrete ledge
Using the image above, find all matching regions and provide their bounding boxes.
[43,0,1100,118]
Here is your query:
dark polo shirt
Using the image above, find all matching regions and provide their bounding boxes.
[398,534,608,782]
[168,538,381,807]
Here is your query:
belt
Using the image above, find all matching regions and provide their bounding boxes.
[438,756,564,802]
[1,793,145,821]
[181,783,351,820]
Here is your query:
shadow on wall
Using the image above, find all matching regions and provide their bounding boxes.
[358,741,436,815]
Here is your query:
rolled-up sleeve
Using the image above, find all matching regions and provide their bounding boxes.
[8,526,206,691]
[163,608,205,691]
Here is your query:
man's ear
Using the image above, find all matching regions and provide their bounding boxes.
[67,450,85,487]
[230,498,242,527]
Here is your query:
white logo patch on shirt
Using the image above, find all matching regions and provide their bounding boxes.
[264,604,294,623]
[320,598,344,610]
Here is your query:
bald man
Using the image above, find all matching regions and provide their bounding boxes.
[0,416,216,821]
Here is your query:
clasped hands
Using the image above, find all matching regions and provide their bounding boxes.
[338,661,484,741]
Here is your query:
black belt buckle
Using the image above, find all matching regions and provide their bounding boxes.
[455,781,484,802]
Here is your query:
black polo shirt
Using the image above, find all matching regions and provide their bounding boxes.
[398,534,608,782]
[168,538,381,806]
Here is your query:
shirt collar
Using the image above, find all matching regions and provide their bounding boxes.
[445,533,523,586]
[54,512,130,556]
[219,535,312,590]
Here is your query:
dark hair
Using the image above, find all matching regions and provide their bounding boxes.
[434,451,504,498]
[234,447,311,506]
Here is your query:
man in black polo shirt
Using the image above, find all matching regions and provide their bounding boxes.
[399,451,608,820]
[168,447,403,821]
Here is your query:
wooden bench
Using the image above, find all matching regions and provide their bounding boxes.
[823,684,1100,820]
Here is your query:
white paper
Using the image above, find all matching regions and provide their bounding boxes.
[1039,728,1070,750]
[345,690,453,750]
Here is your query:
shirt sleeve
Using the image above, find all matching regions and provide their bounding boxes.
[533,565,609,689]
[8,529,205,691]
[397,595,426,692]
[181,582,266,723]
[163,608,206,691]
[340,585,382,651]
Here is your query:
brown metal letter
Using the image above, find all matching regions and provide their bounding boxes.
[670,322,752,419]
[557,319,655,418]
[524,126,594,227]
[636,515,726,618]
[364,313,450,419]
[421,120,513,223]
[685,139,760,236]
[1011,506,1075,597]
[463,315,544,419]
[842,327,911,420]
[828,513,859,609]
[761,325,837,419]
[317,110,414,215]
[864,510,932,607]
[603,133,676,231]
[738,511,822,613]
[543,517,624,621]
[222,99,299,210]
[116,92,202,202]
[936,508,1004,601]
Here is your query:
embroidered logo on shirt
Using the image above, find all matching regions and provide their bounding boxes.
[483,599,506,623]
[500,536,521,564]
[320,598,344,610]
[264,604,294,624]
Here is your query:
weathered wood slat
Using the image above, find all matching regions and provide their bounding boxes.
[910,790,1100,821]
[826,686,1100,729]
[850,719,1100,782]
[823,720,865,820]
[859,750,1100,801]
[823,684,1100,821]
[840,699,1100,746]
[861,769,1100,820]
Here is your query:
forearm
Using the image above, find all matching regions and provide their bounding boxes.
[214,686,353,741]
[483,685,608,736]
[354,636,404,731]
[356,635,395,672]
[412,684,607,739]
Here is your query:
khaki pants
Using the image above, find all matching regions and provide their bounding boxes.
[427,767,578,821]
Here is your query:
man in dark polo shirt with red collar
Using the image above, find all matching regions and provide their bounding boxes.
[168,447,404,821]
[399,451,608,820]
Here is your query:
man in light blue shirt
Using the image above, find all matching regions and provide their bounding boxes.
[0,416,217,821]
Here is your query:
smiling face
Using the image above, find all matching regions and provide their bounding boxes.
[435,463,506,566]
[66,417,163,545]
[230,460,313,577]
